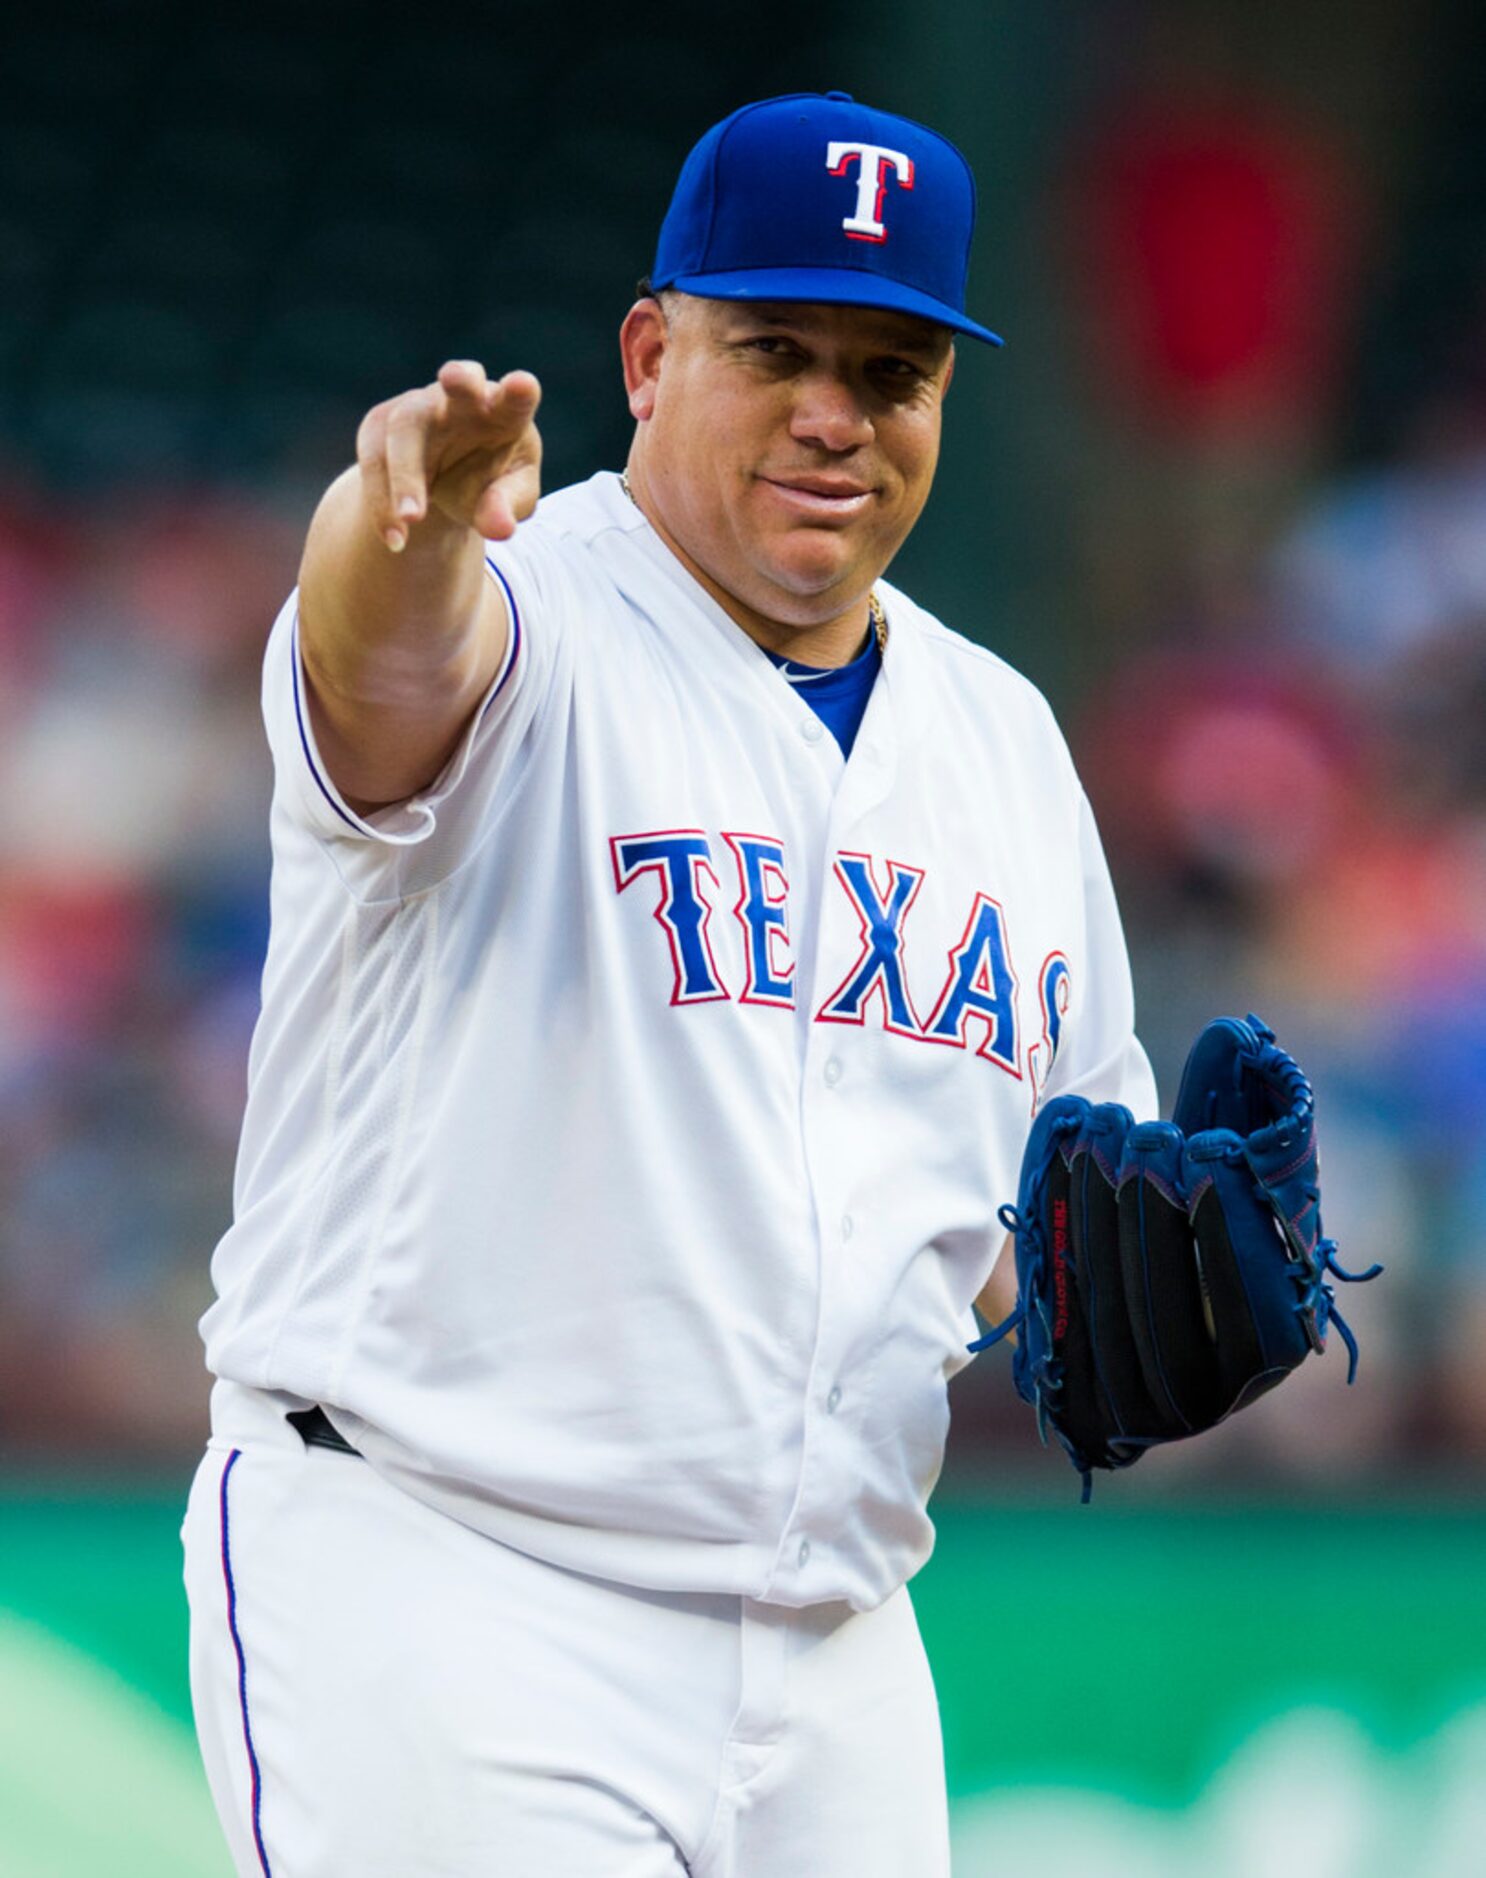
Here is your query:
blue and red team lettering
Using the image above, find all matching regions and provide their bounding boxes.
[612,828,1070,1091]
[609,831,730,1006]
[721,833,795,1007]
[922,892,1020,1077]
[817,854,925,1038]
[1028,951,1071,1112]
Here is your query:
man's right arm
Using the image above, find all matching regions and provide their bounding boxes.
[296,360,542,814]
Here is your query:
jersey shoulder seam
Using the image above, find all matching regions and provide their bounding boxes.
[523,477,646,557]
[886,592,1060,710]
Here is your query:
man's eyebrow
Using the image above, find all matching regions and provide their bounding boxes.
[725,304,951,355]
[728,304,807,329]
[876,326,953,359]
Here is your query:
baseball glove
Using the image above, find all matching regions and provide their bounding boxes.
[972,1014,1380,1498]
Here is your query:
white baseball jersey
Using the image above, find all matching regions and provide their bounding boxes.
[201,470,1155,1613]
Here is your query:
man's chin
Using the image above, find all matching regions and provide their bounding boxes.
[757,542,870,609]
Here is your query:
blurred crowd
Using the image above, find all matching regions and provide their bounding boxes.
[1059,419,1486,1490]
[0,491,297,1453]
[972,56,1486,1493]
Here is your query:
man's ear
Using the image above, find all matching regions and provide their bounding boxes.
[941,342,956,399]
[620,299,670,421]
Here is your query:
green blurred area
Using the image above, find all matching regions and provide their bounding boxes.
[1,1487,194,1729]
[3,1488,1485,1870]
[921,1500,1486,1806]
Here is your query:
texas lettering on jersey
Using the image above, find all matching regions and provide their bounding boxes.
[611,829,1073,1092]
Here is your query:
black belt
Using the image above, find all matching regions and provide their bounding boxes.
[286,1405,362,1457]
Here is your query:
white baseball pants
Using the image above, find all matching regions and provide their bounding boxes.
[180,1381,951,1876]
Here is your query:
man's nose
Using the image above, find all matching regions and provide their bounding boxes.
[788,374,873,453]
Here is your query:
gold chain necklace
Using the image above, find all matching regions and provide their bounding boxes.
[866,589,888,654]
[619,466,888,653]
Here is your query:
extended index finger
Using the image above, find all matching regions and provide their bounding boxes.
[432,362,541,455]
[437,358,491,406]
[479,368,542,438]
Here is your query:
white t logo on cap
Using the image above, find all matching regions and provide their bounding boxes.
[826,141,916,244]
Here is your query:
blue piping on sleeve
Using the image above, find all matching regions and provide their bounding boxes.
[289,558,523,830]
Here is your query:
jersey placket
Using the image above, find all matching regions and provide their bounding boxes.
[763,656,906,1601]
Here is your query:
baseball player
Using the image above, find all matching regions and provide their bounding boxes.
[181,92,1155,1875]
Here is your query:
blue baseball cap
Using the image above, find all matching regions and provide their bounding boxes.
[650,91,1003,346]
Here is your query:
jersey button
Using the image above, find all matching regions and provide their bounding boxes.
[826,1385,842,1414]
[797,1538,812,1568]
[840,1213,854,1241]
[800,717,825,743]
[823,1057,842,1088]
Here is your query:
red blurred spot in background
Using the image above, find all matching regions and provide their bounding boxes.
[0,876,156,1044]
[1073,104,1363,439]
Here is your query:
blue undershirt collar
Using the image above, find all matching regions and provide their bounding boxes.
[761,630,881,758]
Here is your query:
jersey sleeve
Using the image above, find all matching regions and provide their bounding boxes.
[262,534,568,892]
[1043,789,1159,1119]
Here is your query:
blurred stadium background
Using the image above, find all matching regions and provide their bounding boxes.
[2,0,1484,1871]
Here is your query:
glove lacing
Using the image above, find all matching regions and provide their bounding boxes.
[1228,1136,1383,1384]
[968,1120,1112,1499]
[1234,1021,1384,1382]
[1295,1230,1383,1385]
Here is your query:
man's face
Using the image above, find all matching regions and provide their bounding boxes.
[623,296,955,633]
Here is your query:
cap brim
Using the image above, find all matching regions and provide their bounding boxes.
[661,266,1004,347]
